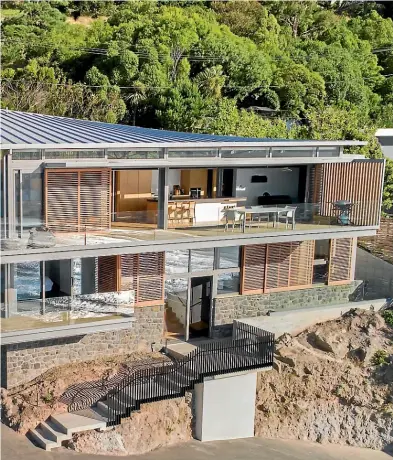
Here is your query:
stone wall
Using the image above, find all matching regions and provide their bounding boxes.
[2,304,164,389]
[212,282,360,337]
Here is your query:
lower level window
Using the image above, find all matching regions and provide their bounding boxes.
[217,272,240,295]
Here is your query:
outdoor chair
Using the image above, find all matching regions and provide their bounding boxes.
[224,209,244,232]
[277,206,297,229]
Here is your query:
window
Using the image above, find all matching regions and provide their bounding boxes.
[217,246,240,269]
[313,240,330,284]
[165,250,189,275]
[217,273,240,295]
[107,151,160,159]
[168,150,218,158]
[45,150,105,159]
[191,248,214,272]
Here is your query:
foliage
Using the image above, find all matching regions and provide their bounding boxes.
[1,0,393,204]
[371,349,389,366]
[383,310,393,328]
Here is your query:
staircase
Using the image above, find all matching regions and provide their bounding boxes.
[165,306,184,336]
[28,322,274,450]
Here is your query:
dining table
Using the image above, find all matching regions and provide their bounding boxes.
[233,206,296,233]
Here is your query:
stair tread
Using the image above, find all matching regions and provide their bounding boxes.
[39,421,70,441]
[50,413,106,433]
[30,428,59,449]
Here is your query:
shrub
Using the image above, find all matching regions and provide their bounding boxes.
[372,350,389,366]
[383,310,393,327]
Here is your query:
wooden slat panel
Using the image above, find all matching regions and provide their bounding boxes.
[80,169,111,231]
[45,170,79,232]
[328,238,353,285]
[240,245,266,294]
[265,242,291,291]
[289,240,315,287]
[45,168,111,233]
[97,255,118,293]
[136,252,165,305]
[316,160,384,226]
[120,254,137,292]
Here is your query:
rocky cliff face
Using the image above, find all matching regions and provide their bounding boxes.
[255,309,393,453]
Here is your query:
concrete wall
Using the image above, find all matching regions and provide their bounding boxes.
[235,167,300,206]
[213,282,360,337]
[2,305,164,388]
[194,372,257,441]
[355,248,393,300]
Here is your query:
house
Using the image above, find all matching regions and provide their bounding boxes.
[0,110,385,386]
[376,128,393,160]
[0,110,385,446]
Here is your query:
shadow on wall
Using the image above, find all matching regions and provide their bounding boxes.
[355,248,393,300]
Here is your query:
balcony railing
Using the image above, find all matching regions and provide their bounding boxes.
[0,201,380,255]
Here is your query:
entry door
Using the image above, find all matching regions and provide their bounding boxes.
[189,276,212,338]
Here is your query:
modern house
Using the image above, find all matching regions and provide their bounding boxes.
[376,128,393,160]
[0,110,385,392]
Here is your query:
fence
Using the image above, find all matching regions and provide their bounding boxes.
[105,325,274,426]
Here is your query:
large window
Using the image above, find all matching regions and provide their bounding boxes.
[165,250,189,275]
[191,248,214,272]
[218,246,240,269]
[217,273,240,295]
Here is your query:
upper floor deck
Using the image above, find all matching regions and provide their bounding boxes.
[0,110,384,263]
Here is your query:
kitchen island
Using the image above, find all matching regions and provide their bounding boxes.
[147,197,246,227]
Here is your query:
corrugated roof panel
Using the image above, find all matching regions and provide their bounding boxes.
[0,109,274,147]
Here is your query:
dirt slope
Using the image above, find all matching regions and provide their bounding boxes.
[255,308,393,453]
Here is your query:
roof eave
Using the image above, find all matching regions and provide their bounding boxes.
[1,140,368,151]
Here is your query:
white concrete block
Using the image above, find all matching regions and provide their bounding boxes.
[194,372,257,442]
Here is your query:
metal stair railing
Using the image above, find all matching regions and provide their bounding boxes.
[105,325,274,427]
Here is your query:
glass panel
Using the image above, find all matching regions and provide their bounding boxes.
[221,149,268,158]
[165,278,187,337]
[22,172,43,228]
[13,150,41,160]
[313,239,330,284]
[218,246,240,269]
[217,272,240,295]
[191,248,214,272]
[107,150,160,159]
[271,148,313,158]
[165,250,189,275]
[16,262,41,300]
[45,150,105,159]
[168,150,218,158]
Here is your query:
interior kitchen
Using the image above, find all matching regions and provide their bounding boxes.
[112,166,306,229]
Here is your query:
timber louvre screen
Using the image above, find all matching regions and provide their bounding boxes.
[97,253,165,306]
[313,160,384,226]
[328,238,353,285]
[45,168,111,232]
[241,241,315,294]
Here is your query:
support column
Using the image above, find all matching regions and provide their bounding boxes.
[158,167,169,230]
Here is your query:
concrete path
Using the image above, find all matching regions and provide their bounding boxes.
[2,425,390,460]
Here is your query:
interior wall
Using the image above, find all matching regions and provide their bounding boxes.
[181,169,208,196]
[235,167,300,206]
[115,170,154,213]
[151,170,181,195]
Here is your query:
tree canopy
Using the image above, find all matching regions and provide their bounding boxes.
[1,0,393,206]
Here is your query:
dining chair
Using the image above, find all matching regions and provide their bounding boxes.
[224,209,244,232]
[278,206,296,229]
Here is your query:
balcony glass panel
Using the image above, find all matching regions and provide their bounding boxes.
[107,151,160,159]
[1,261,133,333]
[168,150,218,158]
[45,150,105,159]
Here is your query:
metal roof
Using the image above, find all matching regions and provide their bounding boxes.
[0,109,366,150]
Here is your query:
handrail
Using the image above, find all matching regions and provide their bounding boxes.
[104,323,274,427]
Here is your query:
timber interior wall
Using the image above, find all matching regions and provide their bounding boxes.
[328,238,353,285]
[45,168,111,232]
[97,252,165,306]
[313,160,384,226]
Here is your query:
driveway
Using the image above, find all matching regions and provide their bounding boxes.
[1,425,390,460]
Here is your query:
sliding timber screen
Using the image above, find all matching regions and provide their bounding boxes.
[97,252,165,306]
[328,238,353,285]
[240,241,315,294]
[240,244,267,294]
[313,160,384,226]
[45,168,111,232]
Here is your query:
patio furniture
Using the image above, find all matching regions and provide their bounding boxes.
[277,206,297,229]
[224,209,244,232]
[332,200,353,226]
[233,206,296,232]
